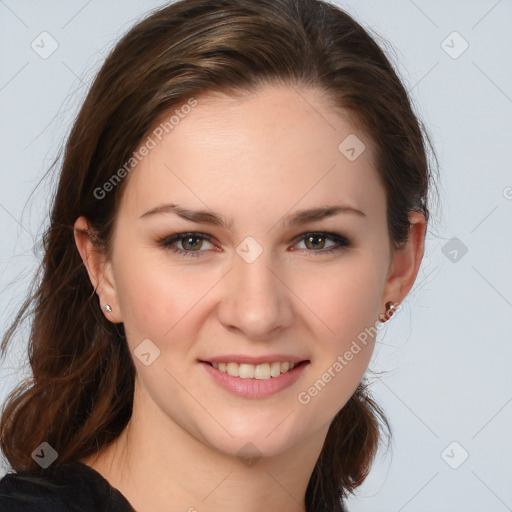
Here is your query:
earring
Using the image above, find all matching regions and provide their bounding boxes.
[104,304,112,312]
[379,301,399,323]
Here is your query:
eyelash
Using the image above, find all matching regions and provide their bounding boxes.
[157,231,351,258]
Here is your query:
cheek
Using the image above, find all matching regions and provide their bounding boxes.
[294,255,384,344]
[293,256,383,404]
[112,247,186,342]
[297,281,378,416]
[113,247,226,359]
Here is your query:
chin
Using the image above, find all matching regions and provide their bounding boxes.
[197,415,310,461]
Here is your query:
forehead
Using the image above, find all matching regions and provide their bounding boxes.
[118,84,384,227]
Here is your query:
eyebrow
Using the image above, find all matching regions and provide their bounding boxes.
[139,202,366,229]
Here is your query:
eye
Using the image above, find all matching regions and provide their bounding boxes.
[159,232,216,258]
[158,231,351,258]
[292,232,351,256]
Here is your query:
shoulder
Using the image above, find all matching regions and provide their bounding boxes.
[0,461,135,512]
[0,465,71,511]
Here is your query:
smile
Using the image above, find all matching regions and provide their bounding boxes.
[207,361,304,380]
[200,360,310,399]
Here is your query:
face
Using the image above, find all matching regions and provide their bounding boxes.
[99,84,394,458]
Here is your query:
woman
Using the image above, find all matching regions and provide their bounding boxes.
[0,0,437,510]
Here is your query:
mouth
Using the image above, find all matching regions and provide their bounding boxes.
[200,360,310,380]
[199,358,311,399]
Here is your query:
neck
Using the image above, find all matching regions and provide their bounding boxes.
[82,378,329,512]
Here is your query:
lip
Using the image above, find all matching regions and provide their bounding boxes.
[200,360,310,399]
[200,354,307,365]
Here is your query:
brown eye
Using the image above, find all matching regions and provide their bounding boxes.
[293,232,351,256]
[303,234,328,250]
[159,232,216,258]
[159,231,350,258]
[180,235,203,251]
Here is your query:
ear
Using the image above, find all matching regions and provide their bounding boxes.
[74,216,122,323]
[381,211,426,313]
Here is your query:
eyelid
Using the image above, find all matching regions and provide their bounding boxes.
[158,231,351,257]
[290,231,351,254]
[158,232,217,256]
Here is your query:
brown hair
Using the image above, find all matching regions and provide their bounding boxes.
[1,1,438,510]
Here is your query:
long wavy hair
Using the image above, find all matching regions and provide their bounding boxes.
[1,1,438,510]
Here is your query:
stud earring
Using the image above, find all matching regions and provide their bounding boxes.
[104,304,112,312]
[379,301,399,323]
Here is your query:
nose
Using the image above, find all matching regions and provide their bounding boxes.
[216,248,294,340]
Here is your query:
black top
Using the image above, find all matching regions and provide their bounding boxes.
[0,461,350,511]
[0,461,136,511]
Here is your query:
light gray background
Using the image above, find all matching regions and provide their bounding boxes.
[1,1,511,511]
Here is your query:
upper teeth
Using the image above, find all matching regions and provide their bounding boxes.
[211,361,298,380]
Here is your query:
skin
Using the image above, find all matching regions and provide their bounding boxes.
[75,84,425,512]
